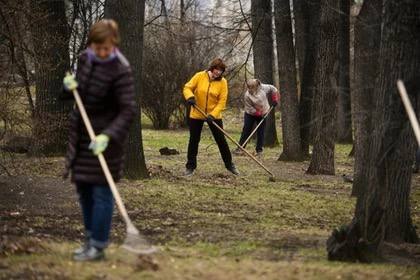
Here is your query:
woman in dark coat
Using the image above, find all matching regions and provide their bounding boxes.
[62,19,136,261]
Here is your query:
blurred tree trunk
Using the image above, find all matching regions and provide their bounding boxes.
[274,0,303,161]
[251,0,278,147]
[337,0,352,143]
[327,0,420,262]
[306,0,339,175]
[105,0,149,179]
[352,0,382,197]
[293,0,309,88]
[298,0,321,157]
[30,0,71,156]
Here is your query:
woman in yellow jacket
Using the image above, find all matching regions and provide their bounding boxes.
[183,58,239,176]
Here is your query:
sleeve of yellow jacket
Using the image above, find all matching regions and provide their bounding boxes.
[183,72,200,100]
[209,78,228,118]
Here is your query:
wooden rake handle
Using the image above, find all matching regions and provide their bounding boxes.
[397,80,420,147]
[193,105,275,178]
[241,106,274,148]
[70,81,136,230]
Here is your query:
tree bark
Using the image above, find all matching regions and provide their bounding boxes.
[105,0,149,179]
[293,0,309,88]
[352,0,382,197]
[359,0,419,244]
[327,0,420,262]
[251,0,278,147]
[275,0,303,161]
[298,0,321,157]
[306,0,339,175]
[337,0,353,143]
[30,0,71,156]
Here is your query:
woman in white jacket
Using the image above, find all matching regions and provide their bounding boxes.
[235,79,279,156]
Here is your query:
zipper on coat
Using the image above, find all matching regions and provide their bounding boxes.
[205,80,211,114]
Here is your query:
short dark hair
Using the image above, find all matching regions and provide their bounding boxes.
[208,58,226,73]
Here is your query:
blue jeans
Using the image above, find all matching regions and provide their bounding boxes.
[76,182,114,249]
[238,113,266,152]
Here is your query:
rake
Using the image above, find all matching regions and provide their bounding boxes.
[240,105,274,149]
[193,105,276,182]
[68,73,157,255]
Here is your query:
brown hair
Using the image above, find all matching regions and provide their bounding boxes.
[208,58,226,73]
[87,19,120,46]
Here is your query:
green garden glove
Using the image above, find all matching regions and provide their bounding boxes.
[89,134,110,155]
[63,73,78,91]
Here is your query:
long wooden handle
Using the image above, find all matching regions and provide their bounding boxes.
[193,105,275,177]
[241,106,274,148]
[71,86,135,229]
[397,80,420,147]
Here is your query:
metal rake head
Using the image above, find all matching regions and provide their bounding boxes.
[121,226,158,255]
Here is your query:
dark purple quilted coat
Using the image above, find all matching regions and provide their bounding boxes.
[63,49,136,184]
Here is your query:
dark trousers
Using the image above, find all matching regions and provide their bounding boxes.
[76,182,114,249]
[238,112,266,152]
[186,118,233,170]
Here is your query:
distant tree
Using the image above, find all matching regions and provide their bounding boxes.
[251,0,278,147]
[274,0,303,161]
[298,0,321,157]
[293,0,309,84]
[30,0,71,156]
[351,0,382,197]
[337,0,352,143]
[307,0,339,175]
[0,0,35,115]
[68,0,104,68]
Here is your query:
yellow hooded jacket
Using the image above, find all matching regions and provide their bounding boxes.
[183,70,228,120]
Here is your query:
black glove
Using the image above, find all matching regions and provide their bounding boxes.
[187,97,196,106]
[272,100,278,107]
[206,114,215,123]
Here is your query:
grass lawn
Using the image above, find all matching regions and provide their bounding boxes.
[1,110,419,279]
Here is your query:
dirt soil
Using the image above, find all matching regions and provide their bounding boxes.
[1,132,420,279]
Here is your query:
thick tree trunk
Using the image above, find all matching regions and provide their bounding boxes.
[251,0,278,147]
[337,0,353,144]
[360,0,419,244]
[275,0,303,161]
[306,0,339,175]
[105,0,149,179]
[352,0,382,197]
[298,0,321,157]
[328,0,420,262]
[30,0,71,156]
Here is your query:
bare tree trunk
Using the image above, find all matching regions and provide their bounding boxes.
[180,0,185,23]
[105,0,149,179]
[275,0,303,161]
[293,0,309,87]
[352,0,382,197]
[337,0,352,143]
[306,0,339,175]
[327,0,419,262]
[298,0,321,157]
[30,0,71,156]
[359,0,419,244]
[251,0,278,147]
[0,0,35,116]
